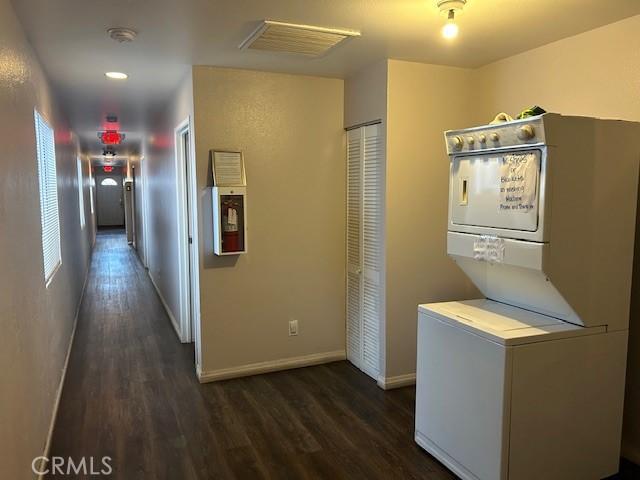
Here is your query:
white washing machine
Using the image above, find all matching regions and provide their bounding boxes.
[415,114,640,480]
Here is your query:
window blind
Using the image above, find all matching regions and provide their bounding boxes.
[34,110,62,285]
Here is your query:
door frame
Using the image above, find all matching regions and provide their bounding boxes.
[130,165,136,248]
[140,152,150,268]
[174,117,202,363]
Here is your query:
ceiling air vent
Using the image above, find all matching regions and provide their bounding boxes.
[239,20,360,57]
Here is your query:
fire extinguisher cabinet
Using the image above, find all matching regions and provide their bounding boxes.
[212,186,247,255]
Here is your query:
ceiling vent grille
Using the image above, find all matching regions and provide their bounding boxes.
[239,21,360,57]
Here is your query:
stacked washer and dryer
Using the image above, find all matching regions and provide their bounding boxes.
[415,113,640,480]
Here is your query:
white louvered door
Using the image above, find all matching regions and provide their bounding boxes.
[346,124,383,380]
[346,127,363,369]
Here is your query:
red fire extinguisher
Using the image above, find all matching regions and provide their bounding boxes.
[222,200,240,252]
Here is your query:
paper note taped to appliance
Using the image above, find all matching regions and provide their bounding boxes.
[473,235,505,263]
[498,153,538,213]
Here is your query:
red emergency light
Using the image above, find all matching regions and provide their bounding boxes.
[98,130,125,145]
[103,166,114,173]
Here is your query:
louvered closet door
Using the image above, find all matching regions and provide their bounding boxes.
[361,124,383,378]
[346,127,363,370]
[346,124,383,380]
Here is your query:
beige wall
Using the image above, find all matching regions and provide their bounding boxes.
[474,15,640,122]
[0,0,93,477]
[143,70,194,337]
[474,13,640,464]
[344,59,388,129]
[192,66,346,375]
[385,60,480,378]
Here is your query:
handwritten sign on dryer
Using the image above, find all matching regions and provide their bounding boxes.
[498,153,538,213]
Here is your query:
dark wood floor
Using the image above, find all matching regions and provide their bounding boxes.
[48,231,453,479]
[49,231,640,479]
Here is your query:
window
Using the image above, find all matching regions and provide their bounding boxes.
[101,178,118,186]
[34,110,62,285]
[77,157,85,228]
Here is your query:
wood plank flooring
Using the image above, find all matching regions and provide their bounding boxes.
[48,230,640,479]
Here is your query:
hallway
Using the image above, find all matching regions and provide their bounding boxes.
[48,230,198,478]
[48,231,455,479]
[4,1,640,478]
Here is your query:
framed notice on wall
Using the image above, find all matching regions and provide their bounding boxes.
[211,150,246,187]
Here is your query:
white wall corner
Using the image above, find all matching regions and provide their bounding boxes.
[198,350,346,383]
[377,372,416,390]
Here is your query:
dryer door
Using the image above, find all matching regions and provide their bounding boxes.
[451,149,542,232]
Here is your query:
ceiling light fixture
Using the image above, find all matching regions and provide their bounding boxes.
[105,71,128,80]
[437,0,466,39]
[442,10,459,39]
[102,146,116,156]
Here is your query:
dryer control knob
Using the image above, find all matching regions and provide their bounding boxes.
[490,132,500,142]
[451,136,464,149]
[517,125,536,140]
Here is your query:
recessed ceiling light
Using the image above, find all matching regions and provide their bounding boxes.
[105,71,128,80]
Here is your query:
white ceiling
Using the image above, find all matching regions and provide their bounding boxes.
[12,0,640,158]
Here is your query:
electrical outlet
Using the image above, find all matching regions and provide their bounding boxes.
[289,319,298,336]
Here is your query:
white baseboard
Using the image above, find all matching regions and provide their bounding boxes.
[622,442,640,465]
[38,261,90,479]
[377,372,416,390]
[198,350,346,383]
[148,271,182,342]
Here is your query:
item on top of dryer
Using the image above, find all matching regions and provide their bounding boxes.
[516,105,546,119]
[489,112,513,124]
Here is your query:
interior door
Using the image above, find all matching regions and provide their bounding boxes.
[346,127,363,370]
[131,166,137,247]
[361,124,383,377]
[96,172,125,227]
[346,123,383,380]
[182,129,197,341]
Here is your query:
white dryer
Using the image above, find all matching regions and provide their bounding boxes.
[415,114,640,480]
